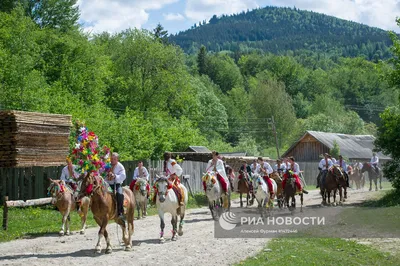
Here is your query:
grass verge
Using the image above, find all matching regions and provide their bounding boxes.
[236,238,400,266]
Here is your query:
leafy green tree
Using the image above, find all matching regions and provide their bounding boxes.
[330,140,340,158]
[197,45,207,75]
[153,23,168,44]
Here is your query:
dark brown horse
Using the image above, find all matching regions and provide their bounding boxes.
[283,171,303,213]
[79,173,135,254]
[320,166,344,206]
[237,172,254,208]
[361,163,383,191]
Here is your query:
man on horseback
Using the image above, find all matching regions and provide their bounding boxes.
[162,152,185,206]
[282,157,308,194]
[283,157,291,170]
[273,159,286,176]
[238,160,253,195]
[129,161,150,198]
[257,157,274,198]
[250,159,260,174]
[60,157,79,191]
[338,155,350,188]
[370,152,379,175]
[107,152,127,222]
[204,151,229,195]
[317,153,333,188]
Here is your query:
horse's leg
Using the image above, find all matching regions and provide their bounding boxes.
[59,210,67,236]
[80,198,89,234]
[246,192,249,207]
[159,210,166,243]
[65,212,71,235]
[171,215,178,241]
[103,228,113,254]
[136,199,141,219]
[240,193,243,208]
[300,193,303,213]
[375,177,378,191]
[369,175,372,191]
[178,206,185,236]
[95,219,106,254]
[380,174,383,190]
[125,199,135,251]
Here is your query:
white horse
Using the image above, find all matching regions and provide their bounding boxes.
[251,173,277,216]
[202,171,231,220]
[155,176,188,243]
[132,178,148,219]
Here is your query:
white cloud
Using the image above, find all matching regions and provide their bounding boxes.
[185,0,259,22]
[77,0,178,33]
[266,0,400,32]
[163,13,185,21]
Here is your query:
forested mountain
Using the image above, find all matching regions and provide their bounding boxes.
[170,6,393,60]
[0,2,398,160]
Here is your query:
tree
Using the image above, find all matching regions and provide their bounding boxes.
[330,140,340,158]
[153,23,168,44]
[197,46,207,75]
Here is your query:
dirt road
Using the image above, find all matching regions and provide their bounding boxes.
[0,188,387,266]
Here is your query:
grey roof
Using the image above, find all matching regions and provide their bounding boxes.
[286,131,391,160]
[219,152,247,156]
[186,146,211,153]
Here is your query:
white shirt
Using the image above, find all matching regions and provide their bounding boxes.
[289,162,300,175]
[284,162,291,170]
[273,163,287,172]
[331,158,337,164]
[206,158,228,181]
[370,156,379,164]
[60,165,79,183]
[165,158,183,177]
[133,166,149,181]
[337,159,347,173]
[257,161,273,175]
[319,158,333,171]
[107,162,126,185]
[250,163,260,173]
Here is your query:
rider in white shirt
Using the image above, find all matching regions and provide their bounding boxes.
[370,152,379,174]
[317,153,333,188]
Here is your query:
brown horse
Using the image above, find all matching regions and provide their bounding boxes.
[237,173,254,208]
[270,171,284,209]
[79,173,135,254]
[320,166,344,206]
[349,165,363,190]
[283,171,303,213]
[361,163,383,191]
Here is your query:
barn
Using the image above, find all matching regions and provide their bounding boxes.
[282,131,391,185]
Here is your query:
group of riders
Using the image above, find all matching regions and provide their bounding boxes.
[59,150,381,220]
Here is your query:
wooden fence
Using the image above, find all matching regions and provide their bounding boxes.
[0,160,210,204]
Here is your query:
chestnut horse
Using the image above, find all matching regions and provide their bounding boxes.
[270,171,284,209]
[320,166,345,206]
[237,172,254,208]
[79,173,135,254]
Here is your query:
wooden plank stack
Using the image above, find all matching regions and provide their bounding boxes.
[0,110,72,167]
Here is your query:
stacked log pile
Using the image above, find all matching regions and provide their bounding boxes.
[0,110,72,167]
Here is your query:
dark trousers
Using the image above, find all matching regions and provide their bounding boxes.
[112,183,124,216]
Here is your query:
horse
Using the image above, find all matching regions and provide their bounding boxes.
[251,173,276,216]
[361,162,383,191]
[237,171,254,208]
[132,178,149,219]
[319,166,344,206]
[154,176,188,243]
[270,171,284,209]
[78,173,135,254]
[348,165,363,190]
[202,171,231,220]
[282,172,303,213]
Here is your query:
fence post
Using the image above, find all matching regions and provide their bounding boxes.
[2,196,8,230]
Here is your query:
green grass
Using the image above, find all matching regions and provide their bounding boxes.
[362,188,400,207]
[236,238,400,266]
[0,192,236,243]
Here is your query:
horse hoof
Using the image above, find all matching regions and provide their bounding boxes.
[160,237,165,243]
[95,247,101,254]
[172,236,177,241]
[105,248,112,254]
[80,230,85,235]
[65,231,70,236]
[59,231,64,236]
[125,245,132,251]
[178,231,183,236]
[375,188,378,191]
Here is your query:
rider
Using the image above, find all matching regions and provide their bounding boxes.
[257,157,274,198]
[60,157,79,191]
[338,155,350,188]
[225,165,235,191]
[204,151,229,195]
[283,157,291,170]
[282,157,309,194]
[107,152,127,221]
[316,153,333,188]
[250,159,260,174]
[163,152,185,206]
[329,155,337,165]
[238,160,252,181]
[370,152,379,174]
[129,161,150,198]
[273,159,286,176]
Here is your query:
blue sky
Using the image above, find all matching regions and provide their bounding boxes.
[76,0,400,35]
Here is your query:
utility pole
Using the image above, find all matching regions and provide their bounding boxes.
[270,116,280,159]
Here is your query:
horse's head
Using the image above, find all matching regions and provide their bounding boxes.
[78,172,97,199]
[135,178,148,196]
[154,176,172,203]
[361,162,370,173]
[202,172,217,191]
[331,165,344,180]
[250,173,262,190]
[47,179,67,197]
